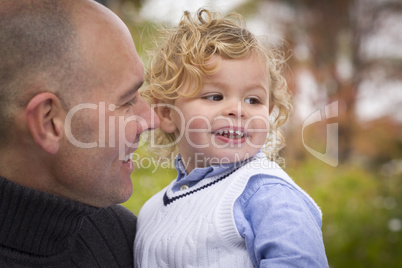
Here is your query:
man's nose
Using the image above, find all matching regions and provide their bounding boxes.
[138,97,160,132]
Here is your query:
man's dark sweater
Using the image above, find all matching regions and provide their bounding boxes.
[0,176,136,267]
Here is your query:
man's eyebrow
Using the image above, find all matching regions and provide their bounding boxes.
[118,81,144,102]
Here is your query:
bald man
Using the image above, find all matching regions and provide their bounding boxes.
[0,0,159,266]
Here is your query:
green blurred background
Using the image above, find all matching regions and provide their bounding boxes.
[100,0,402,267]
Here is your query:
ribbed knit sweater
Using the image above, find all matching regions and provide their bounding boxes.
[0,176,136,267]
[134,156,272,267]
[135,153,325,267]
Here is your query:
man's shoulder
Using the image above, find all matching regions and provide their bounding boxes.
[92,204,137,221]
[84,204,137,237]
[73,205,136,267]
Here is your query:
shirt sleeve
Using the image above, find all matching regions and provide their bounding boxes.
[234,174,329,268]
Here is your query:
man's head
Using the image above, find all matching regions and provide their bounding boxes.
[0,0,159,207]
[0,0,81,146]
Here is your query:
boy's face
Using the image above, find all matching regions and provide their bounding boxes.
[161,54,270,172]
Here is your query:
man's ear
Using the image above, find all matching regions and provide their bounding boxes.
[26,92,65,155]
[154,103,177,134]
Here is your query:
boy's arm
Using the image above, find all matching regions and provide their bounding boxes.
[234,175,329,267]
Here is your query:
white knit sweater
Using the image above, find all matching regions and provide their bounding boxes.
[134,155,319,268]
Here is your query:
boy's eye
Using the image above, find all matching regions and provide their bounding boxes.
[203,94,223,101]
[244,97,261,104]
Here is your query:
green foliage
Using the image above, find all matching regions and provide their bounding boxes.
[127,20,160,64]
[287,159,402,268]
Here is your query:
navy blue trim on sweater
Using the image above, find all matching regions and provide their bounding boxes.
[163,157,254,206]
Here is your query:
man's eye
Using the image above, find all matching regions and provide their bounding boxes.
[125,97,137,106]
[244,97,261,104]
[203,94,223,101]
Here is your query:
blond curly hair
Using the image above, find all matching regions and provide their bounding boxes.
[142,9,293,164]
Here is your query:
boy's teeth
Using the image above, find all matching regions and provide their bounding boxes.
[215,129,245,138]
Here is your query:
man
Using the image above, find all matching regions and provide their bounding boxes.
[0,0,159,266]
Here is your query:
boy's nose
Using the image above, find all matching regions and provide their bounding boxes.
[223,100,245,118]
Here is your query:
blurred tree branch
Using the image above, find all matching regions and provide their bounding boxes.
[256,0,402,162]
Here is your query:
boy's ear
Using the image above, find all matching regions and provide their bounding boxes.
[26,92,65,155]
[155,103,177,133]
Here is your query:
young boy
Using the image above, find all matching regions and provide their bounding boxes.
[134,9,328,267]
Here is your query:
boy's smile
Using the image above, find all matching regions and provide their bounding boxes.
[160,53,270,172]
[212,127,248,144]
